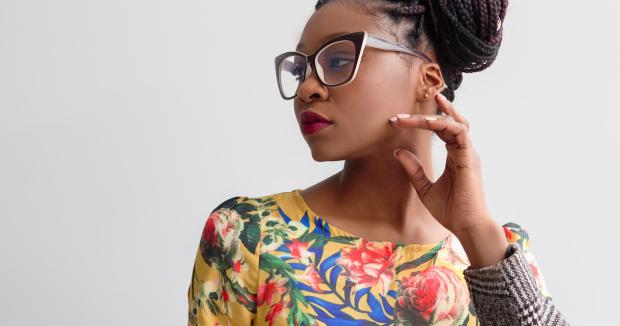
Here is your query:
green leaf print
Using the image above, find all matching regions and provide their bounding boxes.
[234,196,278,253]
[298,231,356,245]
[230,278,257,312]
[395,241,444,274]
[240,218,260,253]
[325,235,357,244]
[288,303,315,326]
[259,253,295,276]
[232,202,257,216]
[260,253,316,325]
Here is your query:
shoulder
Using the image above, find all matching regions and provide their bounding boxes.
[208,194,267,215]
[200,192,287,255]
[200,195,264,258]
[208,189,308,225]
[206,192,283,223]
[207,190,301,217]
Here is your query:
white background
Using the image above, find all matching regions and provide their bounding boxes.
[1,0,618,325]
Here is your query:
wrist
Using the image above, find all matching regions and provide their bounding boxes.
[455,220,509,269]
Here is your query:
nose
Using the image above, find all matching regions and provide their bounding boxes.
[297,62,328,103]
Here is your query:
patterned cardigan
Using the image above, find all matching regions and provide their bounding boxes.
[463,243,570,326]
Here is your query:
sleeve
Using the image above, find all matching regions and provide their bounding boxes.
[462,223,570,326]
[187,196,261,326]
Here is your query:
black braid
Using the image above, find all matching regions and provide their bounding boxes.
[314,0,509,103]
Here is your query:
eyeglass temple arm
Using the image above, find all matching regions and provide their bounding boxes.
[366,35,433,63]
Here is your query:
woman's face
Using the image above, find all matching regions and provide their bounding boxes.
[294,2,441,162]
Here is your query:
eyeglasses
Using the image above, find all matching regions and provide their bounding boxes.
[274,30,433,100]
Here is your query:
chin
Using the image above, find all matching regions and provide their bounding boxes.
[310,151,336,162]
[308,147,343,162]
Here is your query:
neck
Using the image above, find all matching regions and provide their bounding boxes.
[314,136,449,242]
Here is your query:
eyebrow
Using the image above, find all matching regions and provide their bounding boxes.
[296,31,351,51]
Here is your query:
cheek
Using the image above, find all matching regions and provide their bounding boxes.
[336,84,411,143]
[339,65,415,122]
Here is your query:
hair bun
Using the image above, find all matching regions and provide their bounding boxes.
[424,0,509,73]
[395,4,426,16]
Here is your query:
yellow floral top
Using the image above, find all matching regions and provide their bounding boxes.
[188,189,550,326]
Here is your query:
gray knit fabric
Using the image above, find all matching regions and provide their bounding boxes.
[463,244,570,326]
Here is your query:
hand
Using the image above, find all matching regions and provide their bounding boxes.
[390,93,492,239]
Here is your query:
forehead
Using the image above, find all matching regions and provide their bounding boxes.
[296,2,380,53]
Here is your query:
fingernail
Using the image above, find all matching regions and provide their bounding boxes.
[393,148,401,158]
[437,93,448,101]
[389,116,397,123]
[425,116,438,121]
[396,113,411,119]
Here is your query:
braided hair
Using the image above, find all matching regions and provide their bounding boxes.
[314,0,509,103]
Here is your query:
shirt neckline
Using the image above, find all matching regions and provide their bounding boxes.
[290,188,453,252]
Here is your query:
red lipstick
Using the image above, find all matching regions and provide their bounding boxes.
[300,110,333,135]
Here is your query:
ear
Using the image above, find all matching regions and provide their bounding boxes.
[416,62,446,101]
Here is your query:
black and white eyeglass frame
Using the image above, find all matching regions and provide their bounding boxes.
[274,30,434,100]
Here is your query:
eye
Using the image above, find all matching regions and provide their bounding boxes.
[329,57,354,69]
[291,65,305,81]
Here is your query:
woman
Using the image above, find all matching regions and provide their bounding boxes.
[188,0,569,325]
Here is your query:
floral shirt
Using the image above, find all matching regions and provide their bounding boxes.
[187,189,551,326]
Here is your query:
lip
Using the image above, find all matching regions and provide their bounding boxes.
[300,110,333,124]
[301,121,332,135]
[299,110,333,135]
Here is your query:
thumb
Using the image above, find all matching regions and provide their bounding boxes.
[393,148,434,199]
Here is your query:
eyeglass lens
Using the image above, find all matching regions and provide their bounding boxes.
[278,39,357,98]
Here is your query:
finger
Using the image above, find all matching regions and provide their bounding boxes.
[426,116,471,148]
[393,148,433,199]
[436,94,470,131]
[391,114,471,149]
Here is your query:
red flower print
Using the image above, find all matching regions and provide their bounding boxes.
[265,301,285,326]
[202,216,219,248]
[286,239,312,264]
[336,239,402,295]
[200,208,245,267]
[503,226,513,241]
[298,265,323,292]
[257,278,288,306]
[396,266,469,325]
